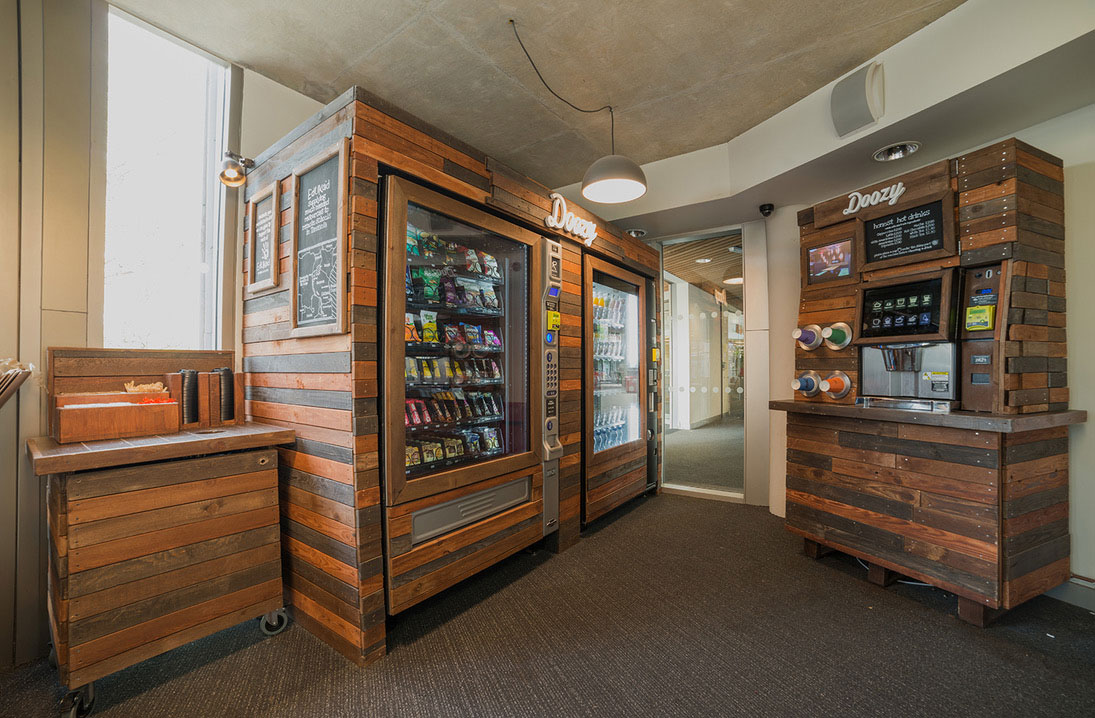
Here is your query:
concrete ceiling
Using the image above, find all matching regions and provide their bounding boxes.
[112,0,965,188]
[614,30,1095,241]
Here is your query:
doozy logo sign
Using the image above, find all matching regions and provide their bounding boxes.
[842,181,906,215]
[545,192,597,245]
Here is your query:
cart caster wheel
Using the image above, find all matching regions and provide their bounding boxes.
[59,682,94,718]
[259,608,289,636]
[48,644,58,669]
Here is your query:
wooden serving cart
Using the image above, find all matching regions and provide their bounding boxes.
[26,348,295,718]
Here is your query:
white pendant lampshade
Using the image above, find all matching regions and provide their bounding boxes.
[581,154,647,204]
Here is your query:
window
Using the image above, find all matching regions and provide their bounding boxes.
[104,11,229,349]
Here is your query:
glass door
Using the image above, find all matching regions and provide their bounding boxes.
[384,177,542,506]
[584,255,647,468]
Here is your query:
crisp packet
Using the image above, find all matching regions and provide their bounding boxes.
[420,310,438,342]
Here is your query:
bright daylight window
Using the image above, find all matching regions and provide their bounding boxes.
[104,11,229,349]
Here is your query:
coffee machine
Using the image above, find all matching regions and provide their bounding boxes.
[856,271,958,412]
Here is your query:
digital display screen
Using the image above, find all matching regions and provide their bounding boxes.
[807,239,852,284]
[861,277,943,338]
[548,286,560,297]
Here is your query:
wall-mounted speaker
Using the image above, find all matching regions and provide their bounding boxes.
[830,62,885,137]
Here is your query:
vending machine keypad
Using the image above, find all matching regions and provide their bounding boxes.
[541,239,564,535]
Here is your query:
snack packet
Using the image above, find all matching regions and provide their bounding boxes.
[480,252,501,279]
[420,310,438,342]
[465,248,482,273]
[405,313,421,342]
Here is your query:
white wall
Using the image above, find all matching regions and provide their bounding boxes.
[0,0,21,672]
[764,204,808,516]
[240,68,322,159]
[742,219,770,505]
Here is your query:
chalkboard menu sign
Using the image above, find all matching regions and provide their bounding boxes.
[857,191,955,272]
[246,184,279,294]
[291,141,347,337]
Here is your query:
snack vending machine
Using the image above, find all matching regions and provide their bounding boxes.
[383,177,544,553]
[582,255,648,522]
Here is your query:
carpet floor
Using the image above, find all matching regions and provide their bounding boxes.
[663,415,744,492]
[3,495,1095,717]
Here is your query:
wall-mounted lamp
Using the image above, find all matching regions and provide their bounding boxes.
[510,20,647,204]
[219,151,254,187]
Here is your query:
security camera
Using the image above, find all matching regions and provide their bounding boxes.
[759,203,774,217]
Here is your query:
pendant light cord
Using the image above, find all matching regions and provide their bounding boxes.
[509,19,614,154]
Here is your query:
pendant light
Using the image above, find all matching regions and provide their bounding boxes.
[510,20,646,204]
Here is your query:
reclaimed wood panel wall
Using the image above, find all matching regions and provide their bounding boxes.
[49,450,282,689]
[1001,426,1070,607]
[242,87,660,665]
[956,139,1067,414]
[784,413,1003,606]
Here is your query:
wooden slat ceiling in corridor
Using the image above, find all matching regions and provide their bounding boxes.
[662,233,744,303]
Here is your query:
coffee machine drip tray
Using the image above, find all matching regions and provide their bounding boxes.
[855,396,954,413]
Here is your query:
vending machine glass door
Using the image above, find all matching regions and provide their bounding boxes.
[385,178,542,506]
[591,269,642,454]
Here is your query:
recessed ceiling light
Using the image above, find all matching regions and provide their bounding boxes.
[723,277,743,285]
[626,228,647,238]
[873,141,921,162]
[695,258,712,264]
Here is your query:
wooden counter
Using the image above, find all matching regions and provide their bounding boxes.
[769,400,1086,432]
[774,401,1083,625]
[27,422,294,693]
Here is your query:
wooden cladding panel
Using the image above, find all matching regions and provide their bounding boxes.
[1000,427,1070,608]
[786,415,1002,598]
[385,469,544,614]
[555,241,583,549]
[786,412,1073,613]
[49,450,282,688]
[954,139,1066,414]
[242,152,382,664]
[794,284,858,405]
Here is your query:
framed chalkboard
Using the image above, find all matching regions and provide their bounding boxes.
[246,181,280,295]
[290,139,348,337]
[855,190,955,272]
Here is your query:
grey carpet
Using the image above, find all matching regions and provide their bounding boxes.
[663,415,744,492]
[3,496,1095,717]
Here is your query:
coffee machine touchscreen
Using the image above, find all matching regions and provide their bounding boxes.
[861,277,942,339]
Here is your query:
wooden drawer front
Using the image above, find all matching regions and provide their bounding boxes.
[56,450,283,688]
[385,468,543,614]
[584,445,646,524]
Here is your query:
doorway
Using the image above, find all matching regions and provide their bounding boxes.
[659,233,745,499]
